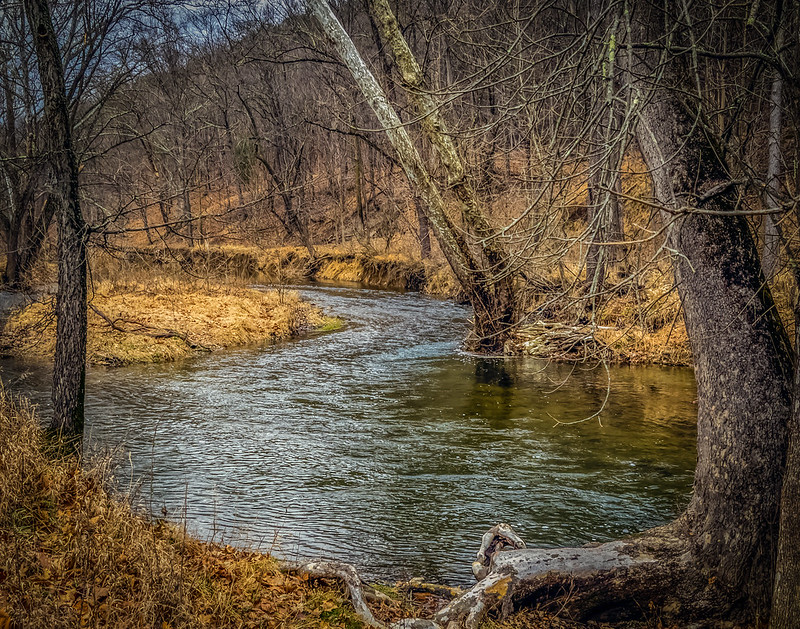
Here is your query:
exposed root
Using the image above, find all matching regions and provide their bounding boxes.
[290,560,386,628]
[286,524,715,629]
[433,525,698,629]
[473,522,527,580]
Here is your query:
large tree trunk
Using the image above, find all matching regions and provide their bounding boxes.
[771,303,800,627]
[311,0,516,351]
[636,67,793,617]
[24,0,87,440]
[367,0,516,352]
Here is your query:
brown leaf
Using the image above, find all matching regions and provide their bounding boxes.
[320,600,338,612]
[35,552,53,570]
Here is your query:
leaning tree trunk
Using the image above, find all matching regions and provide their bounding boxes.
[308,0,515,352]
[367,0,516,351]
[762,33,783,280]
[24,0,87,440]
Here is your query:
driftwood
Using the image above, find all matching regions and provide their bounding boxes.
[286,523,703,629]
[289,560,389,628]
[417,524,700,629]
[89,304,210,351]
[472,523,526,580]
[507,322,612,360]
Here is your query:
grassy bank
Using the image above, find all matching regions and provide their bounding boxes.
[102,245,464,299]
[92,244,693,366]
[1,279,339,366]
[0,390,409,628]
[6,243,695,366]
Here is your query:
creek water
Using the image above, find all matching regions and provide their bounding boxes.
[0,283,697,585]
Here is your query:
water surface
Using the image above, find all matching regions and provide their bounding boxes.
[1,284,697,584]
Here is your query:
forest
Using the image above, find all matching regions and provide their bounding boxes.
[1,0,799,626]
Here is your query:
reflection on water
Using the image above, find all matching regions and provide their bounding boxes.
[0,284,697,584]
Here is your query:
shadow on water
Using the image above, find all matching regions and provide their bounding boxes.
[0,284,697,585]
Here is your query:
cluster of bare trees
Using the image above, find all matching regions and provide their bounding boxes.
[4,0,800,625]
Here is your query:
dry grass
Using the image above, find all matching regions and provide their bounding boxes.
[0,389,420,628]
[510,264,692,366]
[1,279,337,366]
[258,246,460,297]
[94,244,461,298]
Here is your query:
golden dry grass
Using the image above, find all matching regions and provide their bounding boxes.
[256,245,461,297]
[1,279,336,366]
[510,262,692,366]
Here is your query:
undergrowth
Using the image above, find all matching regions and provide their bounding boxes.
[1,278,338,366]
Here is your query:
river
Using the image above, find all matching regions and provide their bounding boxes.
[0,283,697,585]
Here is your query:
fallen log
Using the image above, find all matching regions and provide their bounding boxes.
[288,523,711,629]
[393,523,713,629]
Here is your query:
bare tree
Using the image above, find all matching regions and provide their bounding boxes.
[23,0,87,439]
[310,0,517,351]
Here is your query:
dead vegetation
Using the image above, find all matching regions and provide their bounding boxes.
[0,278,337,366]
[0,388,414,628]
[97,244,464,299]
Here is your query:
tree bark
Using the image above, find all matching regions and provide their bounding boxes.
[770,304,800,626]
[631,28,793,614]
[762,33,783,280]
[24,0,87,440]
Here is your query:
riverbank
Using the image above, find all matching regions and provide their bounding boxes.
[0,390,397,627]
[3,243,693,366]
[0,279,339,366]
[99,244,692,366]
[0,390,596,629]
[103,244,464,299]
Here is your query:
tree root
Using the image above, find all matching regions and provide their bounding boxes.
[472,522,527,580]
[286,524,723,629]
[289,560,388,628]
[394,523,716,629]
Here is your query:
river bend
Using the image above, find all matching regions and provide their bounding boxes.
[1,284,697,584]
